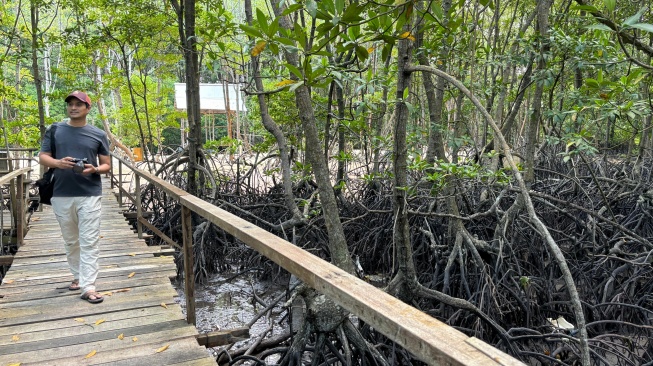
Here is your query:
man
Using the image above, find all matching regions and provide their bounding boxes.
[39,91,111,304]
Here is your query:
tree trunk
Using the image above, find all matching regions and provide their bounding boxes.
[30,1,45,141]
[387,18,417,301]
[171,0,201,195]
[244,0,302,227]
[524,1,551,185]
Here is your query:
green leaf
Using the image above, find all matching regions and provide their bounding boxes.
[624,7,647,27]
[630,23,653,33]
[402,87,409,99]
[585,78,599,88]
[585,23,613,32]
[310,66,326,81]
[355,45,369,62]
[256,9,268,35]
[269,18,280,37]
[342,4,365,23]
[285,63,303,79]
[381,43,393,62]
[603,0,615,12]
[239,24,263,38]
[293,22,308,50]
[335,0,345,14]
[289,80,304,92]
[281,3,303,16]
[571,4,600,13]
[277,37,296,46]
[306,0,318,18]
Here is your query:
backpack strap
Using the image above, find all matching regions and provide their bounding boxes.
[48,123,59,159]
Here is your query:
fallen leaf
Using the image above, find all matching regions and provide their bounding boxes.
[74,318,85,322]
[85,350,97,359]
[4,279,14,284]
[11,335,20,342]
[7,363,21,366]
[117,333,124,340]
[160,303,168,309]
[95,319,105,326]
[129,253,136,256]
[101,292,113,296]
[156,344,170,353]
[132,337,138,342]
[128,272,136,278]
[114,288,131,293]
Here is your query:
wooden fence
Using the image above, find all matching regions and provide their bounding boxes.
[0,167,32,244]
[109,154,525,366]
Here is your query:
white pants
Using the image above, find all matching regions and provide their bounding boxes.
[51,196,102,294]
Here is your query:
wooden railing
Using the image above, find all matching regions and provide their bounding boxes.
[0,167,33,267]
[108,154,525,366]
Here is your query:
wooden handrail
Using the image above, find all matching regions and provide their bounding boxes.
[0,167,32,247]
[108,154,524,366]
[0,167,31,185]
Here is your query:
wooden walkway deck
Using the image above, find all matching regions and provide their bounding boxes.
[0,181,216,365]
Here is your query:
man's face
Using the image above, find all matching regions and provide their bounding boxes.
[66,99,90,119]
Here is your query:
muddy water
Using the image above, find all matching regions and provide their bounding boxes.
[172,271,288,360]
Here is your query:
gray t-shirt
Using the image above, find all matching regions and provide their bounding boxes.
[40,122,110,197]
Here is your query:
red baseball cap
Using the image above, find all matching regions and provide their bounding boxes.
[64,91,92,106]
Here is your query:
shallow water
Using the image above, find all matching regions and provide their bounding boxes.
[173,270,287,362]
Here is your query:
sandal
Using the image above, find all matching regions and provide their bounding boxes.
[81,291,104,304]
[68,280,80,291]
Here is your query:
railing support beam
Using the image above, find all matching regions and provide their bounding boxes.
[16,174,24,247]
[135,174,142,239]
[181,205,196,325]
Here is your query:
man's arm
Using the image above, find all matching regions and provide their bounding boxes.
[96,154,111,174]
[39,152,76,170]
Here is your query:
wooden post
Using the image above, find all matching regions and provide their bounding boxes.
[110,157,114,189]
[135,174,142,239]
[181,205,196,325]
[118,160,123,207]
[16,174,24,247]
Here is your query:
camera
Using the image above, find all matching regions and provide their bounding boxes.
[71,158,88,174]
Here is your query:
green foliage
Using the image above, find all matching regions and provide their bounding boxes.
[204,136,242,155]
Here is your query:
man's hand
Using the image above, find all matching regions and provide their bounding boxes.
[82,164,97,175]
[56,157,78,170]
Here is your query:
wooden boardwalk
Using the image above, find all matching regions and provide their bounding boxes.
[0,181,216,365]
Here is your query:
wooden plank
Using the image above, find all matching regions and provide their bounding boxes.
[9,251,174,268]
[11,337,209,366]
[196,327,250,347]
[0,276,174,303]
[0,305,182,342]
[0,266,176,290]
[0,319,192,354]
[0,255,12,265]
[0,283,177,311]
[0,327,201,365]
